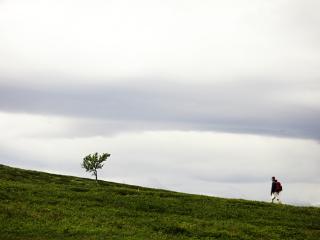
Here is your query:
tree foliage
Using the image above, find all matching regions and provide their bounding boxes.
[81,152,110,183]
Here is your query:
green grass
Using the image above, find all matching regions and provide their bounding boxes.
[0,164,319,239]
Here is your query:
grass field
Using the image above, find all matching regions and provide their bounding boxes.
[0,164,319,239]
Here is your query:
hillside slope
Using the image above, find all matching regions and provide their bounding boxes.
[0,164,319,240]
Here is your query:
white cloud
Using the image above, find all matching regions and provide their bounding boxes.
[0,112,73,138]
[0,0,319,83]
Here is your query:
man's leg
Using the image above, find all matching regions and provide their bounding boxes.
[276,192,282,204]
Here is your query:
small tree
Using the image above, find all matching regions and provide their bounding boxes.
[82,152,111,184]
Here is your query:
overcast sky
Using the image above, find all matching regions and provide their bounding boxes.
[0,0,320,206]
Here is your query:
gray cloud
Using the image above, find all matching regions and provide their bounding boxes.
[1,76,319,139]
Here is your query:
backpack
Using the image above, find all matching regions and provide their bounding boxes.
[276,181,282,192]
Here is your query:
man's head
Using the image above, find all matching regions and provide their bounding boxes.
[272,176,276,181]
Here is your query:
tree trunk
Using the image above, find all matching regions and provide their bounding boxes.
[95,170,98,184]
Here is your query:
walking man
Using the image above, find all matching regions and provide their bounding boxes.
[271,176,282,203]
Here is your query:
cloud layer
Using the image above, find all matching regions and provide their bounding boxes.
[1,77,319,139]
[1,0,320,80]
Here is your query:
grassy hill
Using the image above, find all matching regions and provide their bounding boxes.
[0,164,319,240]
